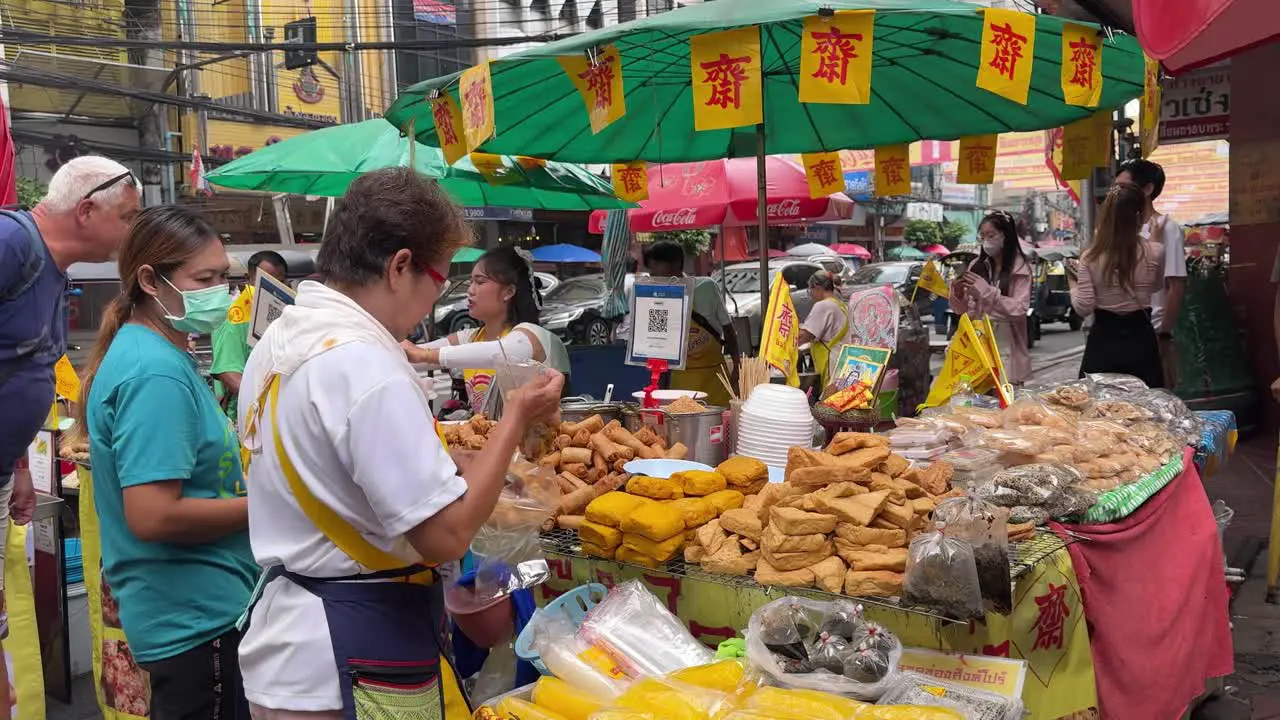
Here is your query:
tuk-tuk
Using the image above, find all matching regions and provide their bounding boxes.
[1034,247,1082,330]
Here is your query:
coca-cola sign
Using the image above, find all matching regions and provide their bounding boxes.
[650,208,699,227]
[766,198,802,218]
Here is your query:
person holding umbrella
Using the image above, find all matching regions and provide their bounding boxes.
[949,211,1033,385]
[403,246,570,414]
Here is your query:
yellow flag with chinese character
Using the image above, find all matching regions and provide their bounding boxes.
[798,11,875,105]
[977,8,1036,105]
[430,94,468,165]
[874,144,911,196]
[1140,54,1161,158]
[612,161,649,202]
[459,62,495,152]
[801,151,845,199]
[922,313,1001,409]
[917,260,949,299]
[759,276,800,387]
[54,355,80,402]
[957,134,998,184]
[1061,111,1110,180]
[470,153,520,185]
[558,44,626,134]
[1061,23,1103,107]
[690,26,763,131]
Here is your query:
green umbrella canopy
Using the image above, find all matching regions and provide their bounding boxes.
[888,245,928,260]
[205,119,631,210]
[385,0,1145,163]
[452,247,486,262]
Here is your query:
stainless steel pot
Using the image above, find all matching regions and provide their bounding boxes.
[626,406,729,467]
[559,400,632,427]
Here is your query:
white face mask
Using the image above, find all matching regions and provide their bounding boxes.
[981,238,1004,257]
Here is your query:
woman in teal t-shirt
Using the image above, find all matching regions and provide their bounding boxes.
[79,206,255,720]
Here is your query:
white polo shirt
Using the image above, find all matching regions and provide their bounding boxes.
[237,341,466,712]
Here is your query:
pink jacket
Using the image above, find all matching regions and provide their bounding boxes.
[949,256,1032,384]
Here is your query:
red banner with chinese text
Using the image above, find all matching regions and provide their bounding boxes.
[798,11,875,105]
[1140,55,1162,158]
[874,144,911,196]
[612,161,649,202]
[459,62,495,152]
[690,26,763,131]
[558,44,627,134]
[977,9,1036,105]
[801,151,845,199]
[1044,127,1082,204]
[1061,23,1103,107]
[430,94,468,165]
[957,134,999,185]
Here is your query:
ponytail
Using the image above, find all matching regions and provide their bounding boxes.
[75,295,134,427]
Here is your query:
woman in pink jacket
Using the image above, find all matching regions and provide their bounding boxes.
[949,211,1033,385]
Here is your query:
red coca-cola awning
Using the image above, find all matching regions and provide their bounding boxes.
[588,156,853,234]
[1134,0,1275,72]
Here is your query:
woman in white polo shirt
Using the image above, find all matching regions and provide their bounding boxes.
[236,168,563,719]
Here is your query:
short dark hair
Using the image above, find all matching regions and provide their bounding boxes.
[625,256,639,274]
[1117,159,1166,200]
[248,250,288,275]
[642,240,684,269]
[317,167,470,285]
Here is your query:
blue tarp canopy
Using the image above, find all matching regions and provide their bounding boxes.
[531,244,601,263]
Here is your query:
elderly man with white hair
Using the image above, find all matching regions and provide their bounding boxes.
[0,154,139,711]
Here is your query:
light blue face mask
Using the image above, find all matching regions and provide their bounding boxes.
[159,277,232,335]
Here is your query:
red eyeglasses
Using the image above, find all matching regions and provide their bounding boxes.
[424,263,448,286]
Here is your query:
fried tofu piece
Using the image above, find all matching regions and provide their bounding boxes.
[826,432,891,455]
[770,506,838,535]
[809,556,847,593]
[703,489,746,515]
[811,490,891,527]
[674,470,727,497]
[626,475,684,500]
[668,497,717,529]
[790,465,872,489]
[835,522,907,548]
[719,508,764,542]
[844,570,904,597]
[716,456,769,488]
[755,559,814,588]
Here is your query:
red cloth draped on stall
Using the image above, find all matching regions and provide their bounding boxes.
[1051,448,1233,720]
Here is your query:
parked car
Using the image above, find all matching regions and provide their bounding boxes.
[427,271,559,338]
[541,274,627,346]
[849,261,933,319]
[712,259,825,350]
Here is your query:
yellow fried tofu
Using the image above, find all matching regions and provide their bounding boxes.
[615,545,663,568]
[716,456,769,487]
[619,501,686,542]
[621,532,684,562]
[668,497,717,529]
[578,519,623,550]
[703,489,746,515]
[581,541,617,559]
[626,475,685,500]
[673,469,727,497]
[585,492,652,527]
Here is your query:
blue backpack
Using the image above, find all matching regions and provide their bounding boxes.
[0,210,45,304]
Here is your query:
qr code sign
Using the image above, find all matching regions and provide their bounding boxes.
[265,303,283,325]
[647,308,669,333]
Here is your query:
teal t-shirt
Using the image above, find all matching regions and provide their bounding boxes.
[86,324,256,663]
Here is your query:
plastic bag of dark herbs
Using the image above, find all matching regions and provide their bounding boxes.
[934,494,1013,614]
[818,599,866,641]
[746,596,903,700]
[903,522,985,620]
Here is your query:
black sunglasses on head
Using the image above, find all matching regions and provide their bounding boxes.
[83,171,137,201]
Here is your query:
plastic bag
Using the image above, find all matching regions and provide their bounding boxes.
[746,596,902,700]
[492,357,560,458]
[531,614,628,698]
[577,581,714,678]
[808,632,852,674]
[1001,396,1076,431]
[532,676,607,720]
[817,599,867,641]
[469,459,560,603]
[876,671,1024,720]
[496,697,570,720]
[903,523,984,620]
[669,660,747,694]
[979,464,1082,507]
[933,494,1012,614]
[1087,372,1149,396]
[975,428,1051,457]
[1128,388,1204,445]
[1033,377,1095,412]
[606,677,730,720]
[737,686,872,720]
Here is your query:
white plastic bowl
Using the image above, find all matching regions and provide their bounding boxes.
[743,384,811,415]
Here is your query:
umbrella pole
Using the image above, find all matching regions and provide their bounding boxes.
[756,123,768,342]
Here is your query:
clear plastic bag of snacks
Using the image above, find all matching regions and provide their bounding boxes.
[1087,372,1150,397]
[746,596,902,700]
[933,494,1013,614]
[1128,389,1204,445]
[903,523,984,620]
[980,463,1082,507]
[877,671,1025,720]
[1032,378,1095,416]
[578,581,715,678]
[469,459,560,603]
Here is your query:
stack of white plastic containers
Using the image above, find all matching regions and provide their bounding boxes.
[735,384,818,471]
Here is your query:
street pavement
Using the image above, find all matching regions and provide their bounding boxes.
[927,320,1087,386]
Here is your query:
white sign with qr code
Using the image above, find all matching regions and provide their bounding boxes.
[247,272,297,348]
[626,277,693,370]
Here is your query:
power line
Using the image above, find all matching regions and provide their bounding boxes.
[0,27,577,51]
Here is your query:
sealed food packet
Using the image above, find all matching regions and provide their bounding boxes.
[530,614,629,699]
[903,523,985,620]
[495,697,570,720]
[531,676,607,720]
[934,494,1013,614]
[737,686,871,720]
[746,596,902,700]
[492,357,561,457]
[577,581,715,678]
[877,671,1025,720]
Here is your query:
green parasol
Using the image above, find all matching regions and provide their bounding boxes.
[888,245,928,260]
[205,119,630,211]
[452,247,486,263]
[385,0,1145,164]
